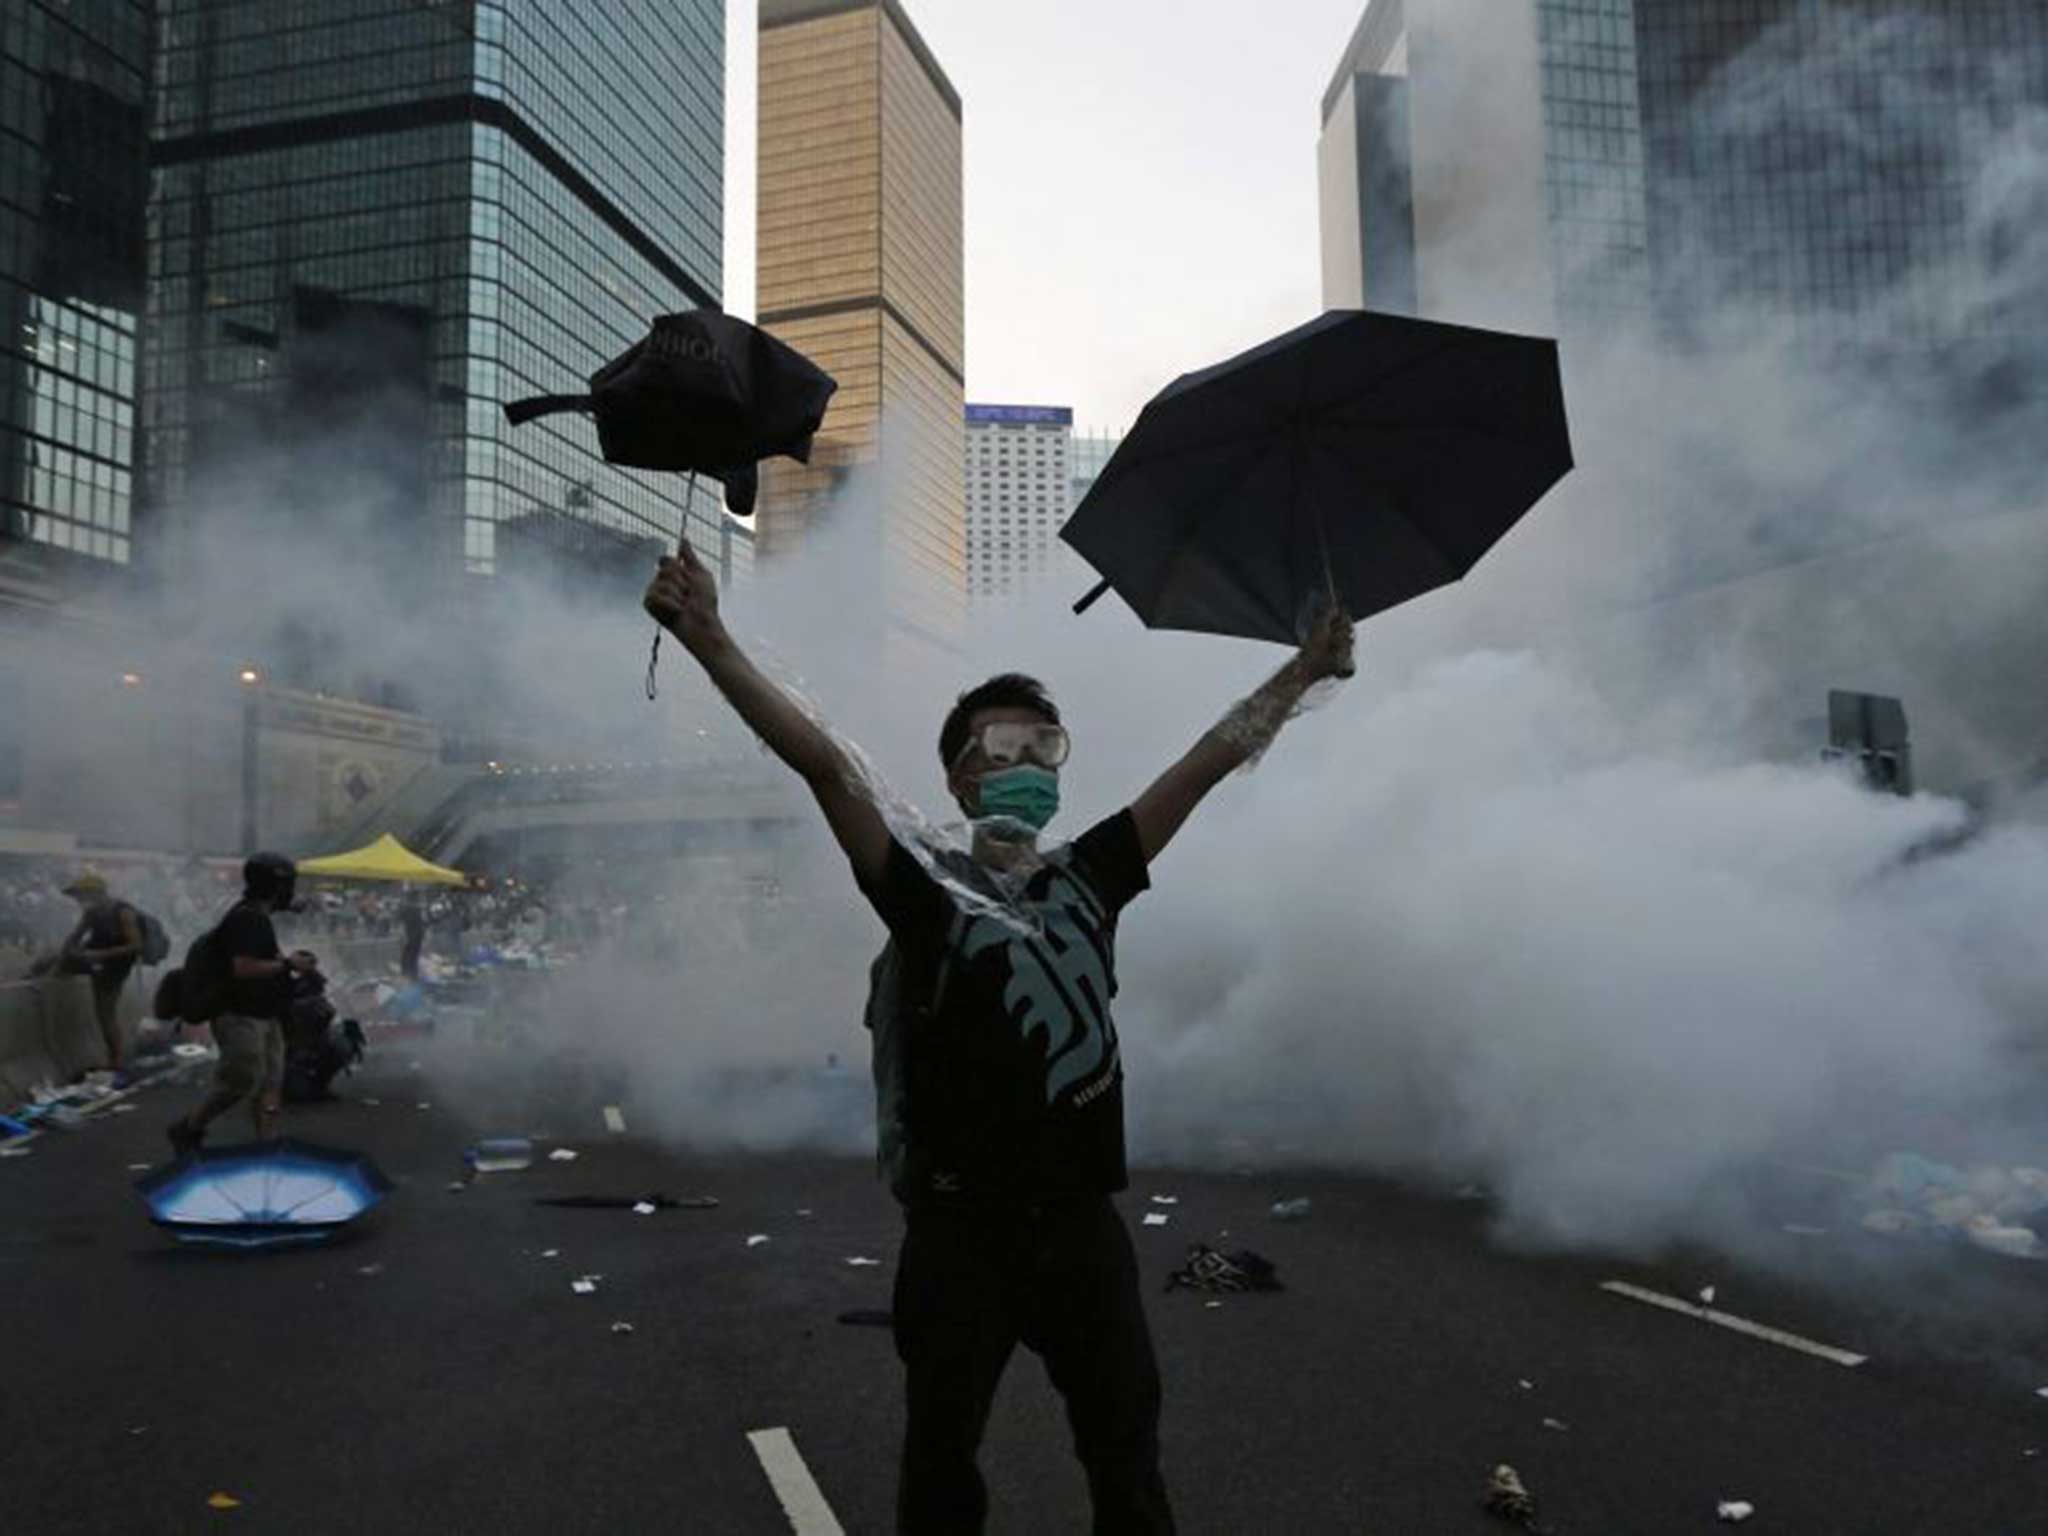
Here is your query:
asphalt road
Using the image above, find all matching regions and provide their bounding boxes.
[5,1043,2048,1535]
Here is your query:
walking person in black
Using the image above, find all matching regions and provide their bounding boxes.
[167,854,312,1152]
[644,541,1353,1533]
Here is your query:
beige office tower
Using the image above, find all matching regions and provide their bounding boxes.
[757,0,966,657]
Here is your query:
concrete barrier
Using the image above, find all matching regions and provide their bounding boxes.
[0,973,149,1104]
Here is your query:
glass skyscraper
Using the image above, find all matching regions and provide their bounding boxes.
[0,0,149,577]
[144,0,733,615]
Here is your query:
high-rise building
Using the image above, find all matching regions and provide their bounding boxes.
[756,0,965,649]
[0,1,150,594]
[143,0,736,654]
[1319,0,2048,346]
[964,404,1070,600]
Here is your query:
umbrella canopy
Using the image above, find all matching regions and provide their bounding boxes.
[297,833,466,887]
[1061,310,1573,646]
[503,309,838,515]
[135,1139,393,1248]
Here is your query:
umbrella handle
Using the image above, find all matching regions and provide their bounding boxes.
[647,473,700,701]
[1314,512,1357,680]
[1073,578,1113,616]
[504,394,595,426]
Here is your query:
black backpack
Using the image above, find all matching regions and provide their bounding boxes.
[157,910,238,1025]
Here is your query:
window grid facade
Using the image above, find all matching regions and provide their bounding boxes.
[0,0,149,569]
[964,405,1072,600]
[144,0,732,599]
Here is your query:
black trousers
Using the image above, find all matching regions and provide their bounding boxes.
[893,1195,1175,1535]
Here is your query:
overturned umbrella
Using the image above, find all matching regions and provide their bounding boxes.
[135,1139,393,1249]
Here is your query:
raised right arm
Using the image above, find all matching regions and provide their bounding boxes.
[645,545,892,888]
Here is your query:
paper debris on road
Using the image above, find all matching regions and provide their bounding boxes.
[445,1180,468,1192]
[1203,1301,1223,1310]
[610,1321,635,1334]
[1,1144,33,1159]
[571,1276,600,1295]
[745,1234,771,1247]
[2035,1387,2048,1399]
[1541,1418,1569,1432]
[603,1105,627,1134]
[171,1044,210,1060]
[127,1162,151,1171]
[1482,1463,1537,1527]
[1142,1213,1171,1227]
[541,1249,560,1258]
[846,1256,882,1266]
[1150,1195,1179,1205]
[631,1201,657,1216]
[1698,1285,1717,1307]
[548,1148,579,1162]
[796,1207,814,1217]
[1516,1379,1535,1391]
[111,1102,138,1114]
[207,1492,242,1510]
[357,1263,384,1277]
[1717,1500,1756,1523]
[361,1098,381,1107]
[415,1102,432,1111]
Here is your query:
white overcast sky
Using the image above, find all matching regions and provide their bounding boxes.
[722,0,1371,434]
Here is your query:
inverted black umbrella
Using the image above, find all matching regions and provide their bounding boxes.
[1063,310,1572,647]
[135,1138,393,1249]
[504,309,838,693]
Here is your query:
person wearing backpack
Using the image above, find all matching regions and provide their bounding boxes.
[644,543,1354,1535]
[50,871,146,1074]
[166,854,312,1153]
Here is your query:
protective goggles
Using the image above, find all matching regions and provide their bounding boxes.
[952,721,1071,770]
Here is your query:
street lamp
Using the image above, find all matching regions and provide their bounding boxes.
[237,665,263,850]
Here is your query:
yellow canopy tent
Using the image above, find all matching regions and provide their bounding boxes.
[296,833,467,886]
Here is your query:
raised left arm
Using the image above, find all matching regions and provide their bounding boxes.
[1128,608,1355,864]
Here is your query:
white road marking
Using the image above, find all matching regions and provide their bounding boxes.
[603,1105,626,1133]
[746,1427,845,1535]
[1601,1281,1867,1367]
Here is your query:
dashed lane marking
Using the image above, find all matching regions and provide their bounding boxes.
[1601,1280,1868,1367]
[746,1427,846,1535]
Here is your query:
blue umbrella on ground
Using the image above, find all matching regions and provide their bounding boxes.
[135,1139,393,1249]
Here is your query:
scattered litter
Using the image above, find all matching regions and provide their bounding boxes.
[548,1148,579,1162]
[356,1263,384,1277]
[1142,1213,1171,1227]
[533,1193,718,1210]
[796,1208,813,1217]
[1541,1418,1569,1433]
[837,1309,892,1327]
[1858,1154,2048,1260]
[1717,1500,1756,1523]
[1482,1463,1537,1528]
[465,1138,533,1173]
[1149,1195,1179,1206]
[2034,1387,2048,1400]
[746,1234,771,1247]
[1203,1301,1223,1310]
[1516,1379,1535,1392]
[610,1321,635,1335]
[128,1162,152,1172]
[1,1146,33,1159]
[127,1426,148,1436]
[603,1105,627,1134]
[540,1249,560,1259]
[2026,1448,2040,1459]
[846,1256,882,1267]
[207,1492,242,1510]
[1699,1286,1718,1308]
[571,1275,600,1295]
[361,1098,381,1107]
[111,1103,137,1114]
[445,1181,468,1193]
[1165,1244,1283,1294]
[1270,1197,1312,1221]
[631,1201,657,1216]
[171,1044,210,1060]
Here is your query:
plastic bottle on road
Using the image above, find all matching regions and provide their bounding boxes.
[1270,1197,1312,1221]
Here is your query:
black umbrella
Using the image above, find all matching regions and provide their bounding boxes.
[505,309,837,514]
[1063,310,1572,647]
[504,309,838,693]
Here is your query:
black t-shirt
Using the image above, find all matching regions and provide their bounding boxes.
[859,809,1151,1205]
[80,899,137,979]
[217,900,285,1020]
